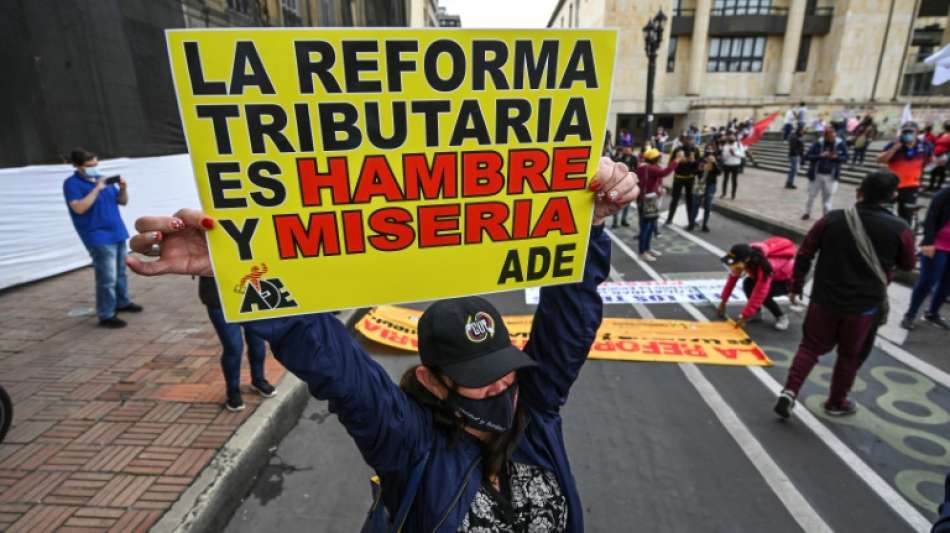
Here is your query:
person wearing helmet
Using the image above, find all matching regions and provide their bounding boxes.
[125,159,638,532]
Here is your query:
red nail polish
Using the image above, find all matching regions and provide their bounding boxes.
[201,217,215,230]
[589,180,603,192]
[154,232,162,242]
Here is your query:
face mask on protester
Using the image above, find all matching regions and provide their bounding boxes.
[446,383,518,433]
[900,133,915,144]
[83,166,102,178]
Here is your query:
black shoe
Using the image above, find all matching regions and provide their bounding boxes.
[774,390,796,419]
[621,220,630,227]
[611,222,618,229]
[824,399,857,417]
[98,316,127,329]
[800,214,810,221]
[226,390,245,412]
[701,226,710,233]
[117,303,143,313]
[251,379,277,398]
[785,184,797,190]
[924,313,950,330]
[900,316,916,330]
[686,224,695,231]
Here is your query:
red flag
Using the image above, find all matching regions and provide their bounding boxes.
[741,112,780,146]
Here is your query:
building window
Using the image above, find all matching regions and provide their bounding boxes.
[667,37,677,72]
[227,0,251,14]
[707,36,765,72]
[795,36,811,72]
[711,0,773,16]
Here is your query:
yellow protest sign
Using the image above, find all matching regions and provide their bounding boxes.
[356,306,772,367]
[165,29,617,321]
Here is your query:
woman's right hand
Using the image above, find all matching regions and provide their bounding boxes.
[126,208,214,277]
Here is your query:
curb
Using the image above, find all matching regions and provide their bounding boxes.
[711,202,919,287]
[151,310,355,533]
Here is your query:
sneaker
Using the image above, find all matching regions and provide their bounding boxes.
[774,390,796,419]
[640,253,657,262]
[701,226,710,233]
[117,303,143,313]
[900,316,917,330]
[621,220,630,227]
[225,390,245,412]
[774,315,790,331]
[250,379,277,398]
[824,399,858,416]
[649,249,662,257]
[98,316,127,329]
[924,313,950,330]
[800,214,810,221]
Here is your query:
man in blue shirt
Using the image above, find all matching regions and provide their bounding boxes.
[63,149,142,328]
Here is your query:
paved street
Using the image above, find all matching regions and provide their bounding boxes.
[226,204,949,532]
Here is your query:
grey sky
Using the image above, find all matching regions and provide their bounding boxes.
[438,0,560,28]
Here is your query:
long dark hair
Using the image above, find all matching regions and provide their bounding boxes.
[746,247,773,277]
[400,365,527,481]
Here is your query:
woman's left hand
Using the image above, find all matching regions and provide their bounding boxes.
[590,156,639,226]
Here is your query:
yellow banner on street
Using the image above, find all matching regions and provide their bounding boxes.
[166,29,617,321]
[356,306,772,367]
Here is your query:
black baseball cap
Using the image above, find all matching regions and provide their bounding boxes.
[418,296,537,388]
[721,244,751,266]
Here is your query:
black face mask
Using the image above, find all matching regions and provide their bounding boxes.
[447,383,518,433]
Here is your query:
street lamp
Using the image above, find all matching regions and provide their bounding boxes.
[642,9,667,147]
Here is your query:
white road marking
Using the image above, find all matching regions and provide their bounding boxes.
[645,214,933,532]
[606,231,834,533]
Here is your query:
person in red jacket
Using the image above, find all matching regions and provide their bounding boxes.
[717,237,797,331]
[635,147,681,261]
[929,121,950,191]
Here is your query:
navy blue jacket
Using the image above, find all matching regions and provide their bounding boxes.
[805,138,848,180]
[246,225,610,532]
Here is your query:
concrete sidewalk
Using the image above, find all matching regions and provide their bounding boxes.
[0,268,298,532]
[708,165,931,240]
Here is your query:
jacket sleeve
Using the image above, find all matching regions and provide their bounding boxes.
[245,314,430,474]
[520,225,610,413]
[720,273,738,303]
[804,142,820,162]
[792,216,826,293]
[742,272,772,319]
[897,226,917,272]
[922,189,950,246]
[654,161,679,179]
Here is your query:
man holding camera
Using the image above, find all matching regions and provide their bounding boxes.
[63,148,142,328]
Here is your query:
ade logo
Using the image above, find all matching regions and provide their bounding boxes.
[234,263,298,313]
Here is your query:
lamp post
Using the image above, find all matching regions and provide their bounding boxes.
[642,9,667,147]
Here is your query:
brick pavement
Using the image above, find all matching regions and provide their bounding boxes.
[0,268,286,532]
[711,165,930,236]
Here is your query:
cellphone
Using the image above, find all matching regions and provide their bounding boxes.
[105,175,121,185]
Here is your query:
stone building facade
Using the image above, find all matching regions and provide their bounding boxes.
[549,0,950,139]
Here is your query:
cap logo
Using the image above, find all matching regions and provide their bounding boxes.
[465,312,495,343]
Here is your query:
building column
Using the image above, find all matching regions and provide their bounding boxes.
[776,0,807,96]
[686,0,712,96]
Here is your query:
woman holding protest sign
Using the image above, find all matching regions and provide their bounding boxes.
[126,157,637,532]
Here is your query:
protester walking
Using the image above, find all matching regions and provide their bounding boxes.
[198,276,276,411]
[63,149,142,328]
[718,237,797,331]
[783,107,796,141]
[850,118,875,167]
[689,148,721,233]
[801,129,848,221]
[665,134,703,230]
[786,127,805,189]
[636,148,681,261]
[720,135,743,200]
[795,102,808,131]
[879,122,934,226]
[901,186,950,331]
[126,159,638,533]
[775,171,916,419]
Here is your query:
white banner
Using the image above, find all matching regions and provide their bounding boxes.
[524,279,749,305]
[0,154,199,290]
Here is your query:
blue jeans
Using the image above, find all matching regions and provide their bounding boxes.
[86,242,131,320]
[906,250,950,318]
[786,155,800,187]
[638,215,658,254]
[689,182,717,229]
[207,307,267,394]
